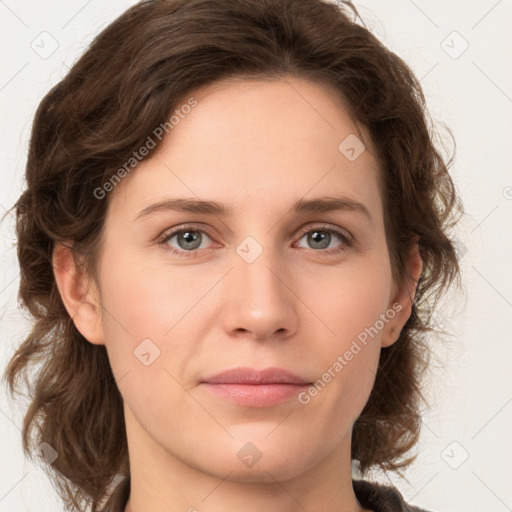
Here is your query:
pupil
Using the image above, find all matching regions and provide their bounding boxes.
[310,230,329,249]
[180,231,200,249]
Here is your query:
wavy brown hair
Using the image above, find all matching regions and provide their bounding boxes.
[2,0,464,510]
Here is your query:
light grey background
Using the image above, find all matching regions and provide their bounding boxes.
[1,1,511,511]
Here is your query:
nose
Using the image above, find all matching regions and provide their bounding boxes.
[221,246,298,342]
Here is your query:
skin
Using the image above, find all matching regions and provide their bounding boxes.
[53,76,422,512]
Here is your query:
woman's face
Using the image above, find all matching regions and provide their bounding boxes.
[63,76,419,483]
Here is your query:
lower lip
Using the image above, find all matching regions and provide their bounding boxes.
[201,383,309,407]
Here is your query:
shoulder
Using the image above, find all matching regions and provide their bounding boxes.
[352,478,433,512]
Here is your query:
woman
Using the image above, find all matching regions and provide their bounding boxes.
[3,0,463,511]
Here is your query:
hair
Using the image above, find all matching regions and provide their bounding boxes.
[2,0,464,510]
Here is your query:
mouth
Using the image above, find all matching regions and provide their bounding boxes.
[200,366,312,407]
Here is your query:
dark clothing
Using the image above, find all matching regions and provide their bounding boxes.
[353,478,431,511]
[103,476,431,512]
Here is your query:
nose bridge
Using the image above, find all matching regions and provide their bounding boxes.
[234,236,287,307]
[222,234,297,339]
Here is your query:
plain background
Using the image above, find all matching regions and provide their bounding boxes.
[1,1,511,511]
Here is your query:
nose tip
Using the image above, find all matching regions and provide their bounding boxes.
[222,251,299,343]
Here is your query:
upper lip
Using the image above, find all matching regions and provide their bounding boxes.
[201,366,311,385]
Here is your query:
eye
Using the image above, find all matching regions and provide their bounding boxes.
[157,223,353,258]
[294,224,353,254]
[158,225,216,258]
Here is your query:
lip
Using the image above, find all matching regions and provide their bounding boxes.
[200,367,311,407]
[202,366,311,385]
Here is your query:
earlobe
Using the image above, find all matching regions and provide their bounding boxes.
[382,241,423,348]
[52,242,105,346]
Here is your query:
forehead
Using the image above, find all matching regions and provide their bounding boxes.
[107,76,383,223]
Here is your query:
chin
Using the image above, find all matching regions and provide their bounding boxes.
[205,457,312,484]
[186,435,325,484]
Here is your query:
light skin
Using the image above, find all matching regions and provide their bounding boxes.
[53,76,422,512]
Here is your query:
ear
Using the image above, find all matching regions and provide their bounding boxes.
[381,240,423,348]
[52,242,105,345]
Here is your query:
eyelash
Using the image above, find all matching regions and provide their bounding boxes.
[157,223,354,258]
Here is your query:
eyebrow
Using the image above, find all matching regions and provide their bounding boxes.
[134,196,372,223]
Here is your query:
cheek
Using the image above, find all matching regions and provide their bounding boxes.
[98,262,201,433]
[303,256,393,341]
[298,259,391,408]
[97,254,215,399]
[100,251,200,340]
